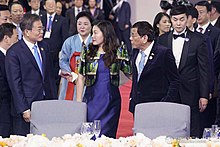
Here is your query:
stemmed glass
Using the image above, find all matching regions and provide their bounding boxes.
[81,122,94,139]
[203,128,212,138]
[93,120,101,139]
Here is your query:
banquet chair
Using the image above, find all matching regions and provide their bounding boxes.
[30,100,87,139]
[133,102,190,139]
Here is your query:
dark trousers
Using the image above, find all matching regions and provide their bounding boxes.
[114,23,132,57]
[0,100,12,137]
[12,115,30,136]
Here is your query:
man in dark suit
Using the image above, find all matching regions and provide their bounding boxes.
[0,23,17,138]
[109,0,132,56]
[210,0,220,29]
[158,6,210,137]
[65,0,86,36]
[26,0,46,17]
[195,1,220,131]
[129,21,180,114]
[5,14,57,136]
[41,0,68,92]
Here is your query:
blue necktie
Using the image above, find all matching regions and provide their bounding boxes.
[47,15,52,31]
[33,45,43,75]
[138,51,146,80]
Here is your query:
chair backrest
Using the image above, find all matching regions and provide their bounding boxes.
[30,100,87,139]
[133,102,190,139]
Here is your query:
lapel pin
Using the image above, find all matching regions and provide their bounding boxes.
[41,48,44,51]
[149,53,154,60]
[184,38,189,42]
[55,19,58,22]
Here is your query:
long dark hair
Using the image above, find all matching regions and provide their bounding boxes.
[153,12,171,37]
[88,20,120,68]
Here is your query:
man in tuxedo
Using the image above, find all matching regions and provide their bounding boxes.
[26,0,46,17]
[158,5,210,137]
[210,0,220,29]
[129,21,180,114]
[65,0,86,36]
[5,14,57,136]
[41,0,68,92]
[0,23,17,138]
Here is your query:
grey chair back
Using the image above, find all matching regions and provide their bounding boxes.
[30,100,87,139]
[133,102,190,139]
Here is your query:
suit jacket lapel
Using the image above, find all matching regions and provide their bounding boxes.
[143,43,157,72]
[52,14,59,30]
[20,40,43,77]
[133,49,139,80]
[168,31,173,49]
[178,31,190,72]
[204,24,212,36]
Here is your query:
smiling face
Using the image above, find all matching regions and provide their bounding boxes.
[92,25,104,47]
[77,16,91,39]
[171,13,187,33]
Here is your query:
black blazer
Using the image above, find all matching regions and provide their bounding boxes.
[204,23,220,53]
[5,40,57,116]
[129,43,180,113]
[114,1,131,31]
[158,29,210,107]
[0,51,11,101]
[214,16,220,29]
[41,13,69,59]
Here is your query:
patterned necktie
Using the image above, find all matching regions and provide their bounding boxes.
[138,51,146,80]
[16,25,22,40]
[33,45,43,75]
[198,27,203,33]
[47,15,52,31]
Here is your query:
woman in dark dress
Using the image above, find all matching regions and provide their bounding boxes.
[76,20,131,138]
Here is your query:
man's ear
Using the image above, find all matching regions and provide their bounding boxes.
[142,35,148,44]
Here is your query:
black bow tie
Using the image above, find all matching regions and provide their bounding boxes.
[173,33,185,39]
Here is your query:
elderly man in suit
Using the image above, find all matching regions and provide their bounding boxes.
[158,5,210,137]
[5,14,57,136]
[41,0,68,92]
[0,23,18,138]
[129,21,180,115]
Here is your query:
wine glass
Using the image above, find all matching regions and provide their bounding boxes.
[203,128,211,138]
[93,120,101,139]
[81,122,94,139]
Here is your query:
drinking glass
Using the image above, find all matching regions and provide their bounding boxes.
[81,122,94,139]
[211,125,219,138]
[203,128,211,138]
[93,120,101,139]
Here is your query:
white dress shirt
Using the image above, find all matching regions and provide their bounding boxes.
[172,29,186,68]
[31,9,40,15]
[197,22,210,34]
[75,7,82,17]
[135,41,154,74]
[23,37,42,62]
[0,47,6,56]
